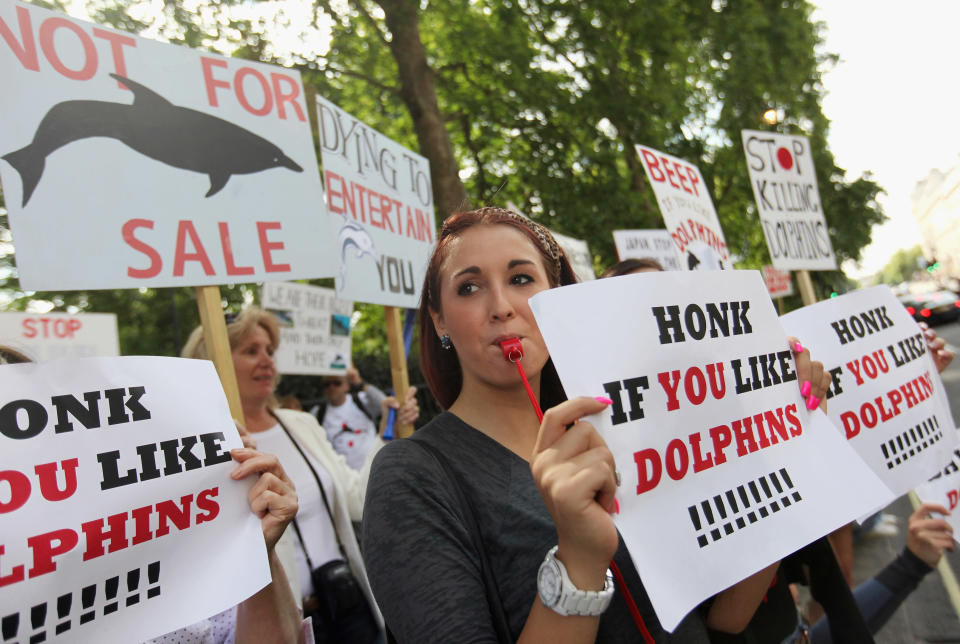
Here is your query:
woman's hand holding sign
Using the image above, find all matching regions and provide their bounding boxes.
[230,448,298,552]
[531,396,618,589]
[790,337,832,413]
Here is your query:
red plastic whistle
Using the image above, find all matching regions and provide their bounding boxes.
[499,337,524,362]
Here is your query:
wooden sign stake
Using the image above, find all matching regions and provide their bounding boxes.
[384,305,414,438]
[796,269,817,307]
[195,285,244,422]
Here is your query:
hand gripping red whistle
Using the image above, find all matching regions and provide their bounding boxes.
[497,337,654,644]
[499,338,543,423]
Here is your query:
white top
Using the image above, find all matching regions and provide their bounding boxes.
[254,424,341,599]
[322,395,379,470]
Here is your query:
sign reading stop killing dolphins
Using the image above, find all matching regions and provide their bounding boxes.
[0,357,269,643]
[316,96,436,308]
[529,271,890,631]
[0,1,334,290]
[741,130,836,271]
[0,312,120,362]
[780,286,957,501]
[636,144,731,271]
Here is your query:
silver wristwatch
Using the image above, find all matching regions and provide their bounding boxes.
[537,546,615,616]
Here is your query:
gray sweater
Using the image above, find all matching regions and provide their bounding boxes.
[362,412,709,643]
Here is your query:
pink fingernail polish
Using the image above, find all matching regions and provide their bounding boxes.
[595,396,614,405]
[806,395,820,410]
[800,381,812,398]
[794,342,804,354]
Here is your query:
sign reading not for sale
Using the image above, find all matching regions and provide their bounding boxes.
[316,96,436,309]
[530,271,891,631]
[0,357,269,643]
[636,144,731,271]
[741,130,837,271]
[261,281,353,376]
[0,1,334,290]
[780,286,957,500]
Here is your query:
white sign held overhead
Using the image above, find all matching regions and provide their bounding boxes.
[550,229,596,282]
[529,271,890,631]
[316,97,437,308]
[612,230,684,271]
[636,145,731,271]
[0,312,120,361]
[741,130,837,271]
[762,265,794,298]
[261,281,353,376]
[0,2,334,290]
[916,448,960,545]
[0,357,269,643]
[780,286,957,500]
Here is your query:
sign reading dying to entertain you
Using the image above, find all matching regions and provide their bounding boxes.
[612,230,684,272]
[530,271,890,632]
[0,357,269,643]
[261,281,353,376]
[316,96,436,308]
[0,312,120,361]
[781,286,957,501]
[741,130,837,271]
[0,1,334,290]
[636,145,731,271]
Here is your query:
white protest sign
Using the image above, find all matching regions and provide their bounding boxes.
[261,281,352,376]
[780,286,958,500]
[916,448,960,544]
[0,312,119,362]
[636,145,731,271]
[612,229,684,271]
[550,230,595,282]
[741,130,837,271]
[0,356,269,643]
[0,1,334,290]
[762,265,794,298]
[316,96,436,308]
[530,271,890,631]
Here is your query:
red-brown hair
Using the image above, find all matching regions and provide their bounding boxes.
[419,207,578,409]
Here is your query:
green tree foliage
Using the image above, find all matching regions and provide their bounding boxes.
[1,0,887,366]
[878,245,924,286]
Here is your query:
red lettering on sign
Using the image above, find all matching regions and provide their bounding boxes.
[39,17,97,80]
[257,221,291,273]
[201,56,231,108]
[235,66,272,117]
[123,218,163,278]
[0,5,39,71]
[270,73,306,122]
[218,222,255,276]
[92,28,135,85]
[173,221,215,277]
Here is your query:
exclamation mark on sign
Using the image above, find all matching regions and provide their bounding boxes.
[147,561,161,599]
[80,585,96,625]
[700,500,721,543]
[127,568,140,607]
[726,490,746,529]
[688,505,708,547]
[738,484,757,524]
[55,593,72,635]
[903,429,915,458]
[713,495,733,536]
[104,576,120,614]
[29,603,46,644]
[2,613,18,642]
[888,438,900,466]
[769,471,790,507]
[779,468,801,503]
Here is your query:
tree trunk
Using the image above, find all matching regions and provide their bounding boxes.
[376,0,469,219]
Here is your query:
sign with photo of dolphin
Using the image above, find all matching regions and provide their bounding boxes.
[0,1,335,290]
[315,96,436,308]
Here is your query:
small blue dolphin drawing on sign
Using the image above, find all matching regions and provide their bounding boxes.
[338,219,377,290]
[2,73,303,207]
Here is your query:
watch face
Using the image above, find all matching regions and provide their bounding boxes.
[538,560,562,606]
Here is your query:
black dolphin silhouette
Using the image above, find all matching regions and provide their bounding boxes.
[2,73,303,207]
[687,251,701,270]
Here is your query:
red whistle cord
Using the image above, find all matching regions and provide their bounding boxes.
[503,342,654,643]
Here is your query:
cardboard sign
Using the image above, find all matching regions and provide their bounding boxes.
[550,229,595,282]
[0,312,119,361]
[316,96,436,308]
[612,230,684,271]
[741,130,837,271]
[762,265,794,298]
[529,271,890,631]
[0,356,269,643]
[636,145,731,271]
[916,448,960,545]
[780,286,958,500]
[261,281,352,376]
[0,1,334,290]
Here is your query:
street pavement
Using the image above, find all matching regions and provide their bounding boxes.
[856,319,960,643]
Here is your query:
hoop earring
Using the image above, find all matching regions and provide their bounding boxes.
[440,334,452,350]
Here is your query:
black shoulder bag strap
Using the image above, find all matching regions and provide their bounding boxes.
[410,439,512,644]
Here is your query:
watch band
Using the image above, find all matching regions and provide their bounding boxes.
[538,546,615,617]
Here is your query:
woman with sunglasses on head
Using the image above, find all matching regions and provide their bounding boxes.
[182,309,417,643]
[361,208,833,643]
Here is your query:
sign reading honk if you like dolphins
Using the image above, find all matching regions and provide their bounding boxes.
[530,271,891,632]
[781,286,958,500]
[0,2,335,290]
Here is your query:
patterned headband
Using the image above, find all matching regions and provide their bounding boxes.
[445,206,564,276]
